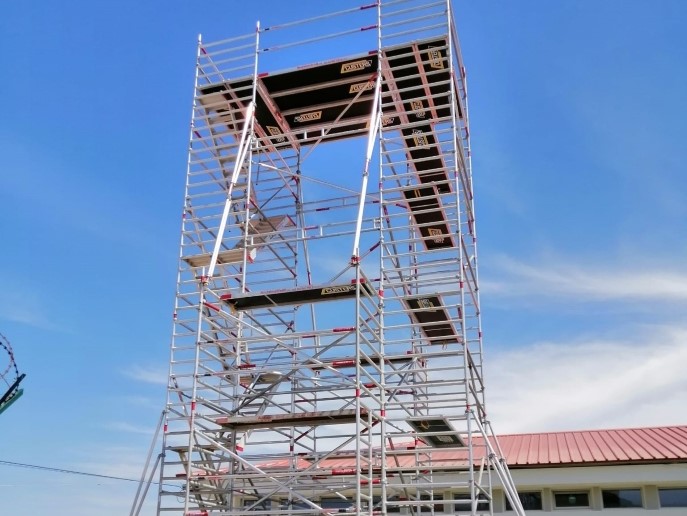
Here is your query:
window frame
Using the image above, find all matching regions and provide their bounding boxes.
[553,490,591,509]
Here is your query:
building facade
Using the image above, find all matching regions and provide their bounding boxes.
[244,425,687,514]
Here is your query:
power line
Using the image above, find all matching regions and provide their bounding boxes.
[0,459,176,488]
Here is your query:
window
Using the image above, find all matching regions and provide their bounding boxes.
[279,499,310,510]
[418,494,444,513]
[454,492,489,512]
[379,495,402,513]
[243,498,270,510]
[506,491,542,511]
[553,491,590,508]
[602,489,642,508]
[321,497,352,511]
[659,488,687,508]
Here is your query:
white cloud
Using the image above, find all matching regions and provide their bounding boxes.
[485,324,687,434]
[483,254,687,304]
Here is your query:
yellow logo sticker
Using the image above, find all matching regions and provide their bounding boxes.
[428,228,445,243]
[321,286,354,295]
[427,47,444,69]
[412,129,429,148]
[410,99,425,118]
[341,59,373,74]
[266,126,286,143]
[349,81,374,94]
[417,298,436,310]
[294,111,322,123]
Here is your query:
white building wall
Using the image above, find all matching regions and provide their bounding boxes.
[507,464,687,488]
[475,463,687,514]
[239,463,687,513]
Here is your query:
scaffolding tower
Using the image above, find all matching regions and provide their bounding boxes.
[152,1,525,514]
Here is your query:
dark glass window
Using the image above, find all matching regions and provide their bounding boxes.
[554,491,590,508]
[369,496,402,513]
[321,497,352,512]
[418,494,444,513]
[380,495,402,513]
[279,499,310,510]
[243,498,270,510]
[454,492,489,511]
[602,489,642,508]
[375,495,441,514]
[659,488,687,508]
[506,491,542,511]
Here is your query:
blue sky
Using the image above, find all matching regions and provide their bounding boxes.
[1,1,686,514]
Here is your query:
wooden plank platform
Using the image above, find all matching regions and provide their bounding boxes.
[182,215,294,268]
[197,36,454,150]
[306,354,414,371]
[402,186,454,250]
[407,417,466,448]
[221,280,375,311]
[404,295,460,344]
[216,409,366,430]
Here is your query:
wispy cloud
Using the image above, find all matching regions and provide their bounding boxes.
[74,446,148,479]
[117,394,163,409]
[1,444,158,515]
[0,136,162,251]
[0,276,66,331]
[483,254,687,304]
[107,421,158,436]
[485,323,687,433]
[121,364,169,386]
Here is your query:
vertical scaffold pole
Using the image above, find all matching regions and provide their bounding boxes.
[374,1,389,513]
[159,31,204,516]
[352,75,381,261]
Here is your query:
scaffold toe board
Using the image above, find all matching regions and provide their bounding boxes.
[220,281,375,310]
[403,295,461,344]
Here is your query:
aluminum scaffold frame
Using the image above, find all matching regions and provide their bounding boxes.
[139,2,526,515]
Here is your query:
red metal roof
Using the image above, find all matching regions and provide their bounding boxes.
[253,425,687,472]
[498,425,687,467]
